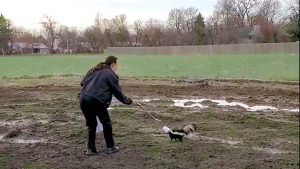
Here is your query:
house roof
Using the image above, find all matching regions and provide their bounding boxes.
[80,42,92,48]
[239,27,252,38]
[8,42,30,49]
[32,43,48,49]
[8,42,48,49]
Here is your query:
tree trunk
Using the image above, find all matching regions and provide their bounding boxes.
[9,41,13,55]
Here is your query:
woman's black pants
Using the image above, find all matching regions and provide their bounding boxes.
[80,95,115,149]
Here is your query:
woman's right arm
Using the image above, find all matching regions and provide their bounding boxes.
[107,74,132,105]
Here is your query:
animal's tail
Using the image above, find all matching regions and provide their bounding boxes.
[162,126,185,137]
[162,126,172,134]
[162,124,196,135]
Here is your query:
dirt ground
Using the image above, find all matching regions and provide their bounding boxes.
[0,76,299,169]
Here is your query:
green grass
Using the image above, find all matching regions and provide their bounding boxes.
[0,54,298,81]
[0,155,11,169]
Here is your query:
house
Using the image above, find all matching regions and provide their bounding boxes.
[237,25,262,44]
[249,25,261,39]
[239,27,253,43]
[8,42,49,54]
[32,43,49,54]
[32,43,50,54]
[247,24,289,43]
[9,42,32,54]
[78,42,94,53]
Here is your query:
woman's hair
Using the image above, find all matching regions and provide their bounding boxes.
[90,56,118,74]
[80,56,118,86]
[104,55,118,65]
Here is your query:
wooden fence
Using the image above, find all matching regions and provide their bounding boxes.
[107,42,299,55]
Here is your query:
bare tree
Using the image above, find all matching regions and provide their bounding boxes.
[206,11,241,44]
[13,27,33,42]
[285,0,299,16]
[164,28,181,46]
[205,14,227,45]
[256,0,282,24]
[205,16,218,45]
[239,0,260,27]
[11,27,39,54]
[58,26,79,53]
[93,14,116,47]
[40,15,58,54]
[214,0,237,28]
[215,0,260,27]
[254,0,283,42]
[212,0,288,43]
[131,20,143,46]
[111,14,130,46]
[168,8,185,34]
[168,7,198,32]
[83,25,105,53]
[183,7,198,32]
[6,20,14,54]
[168,7,199,45]
[94,12,102,30]
[142,19,166,46]
[182,7,199,45]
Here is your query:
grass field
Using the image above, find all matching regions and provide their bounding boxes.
[0,53,299,168]
[0,53,299,81]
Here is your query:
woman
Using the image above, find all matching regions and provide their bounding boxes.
[79,55,132,155]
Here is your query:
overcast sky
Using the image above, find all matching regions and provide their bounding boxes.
[0,0,217,30]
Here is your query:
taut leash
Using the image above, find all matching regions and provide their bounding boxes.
[136,102,161,121]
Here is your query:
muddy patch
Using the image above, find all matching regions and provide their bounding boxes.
[4,129,22,139]
[0,77,298,169]
[252,147,295,155]
[186,133,243,145]
[0,119,49,128]
[0,134,58,144]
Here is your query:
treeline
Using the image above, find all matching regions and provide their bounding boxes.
[0,0,299,54]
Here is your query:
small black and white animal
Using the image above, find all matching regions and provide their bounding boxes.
[168,130,185,141]
[162,124,197,142]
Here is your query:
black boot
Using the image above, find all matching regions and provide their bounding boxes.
[86,127,98,155]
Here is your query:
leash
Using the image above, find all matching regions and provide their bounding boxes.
[136,102,161,121]
[136,102,184,137]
